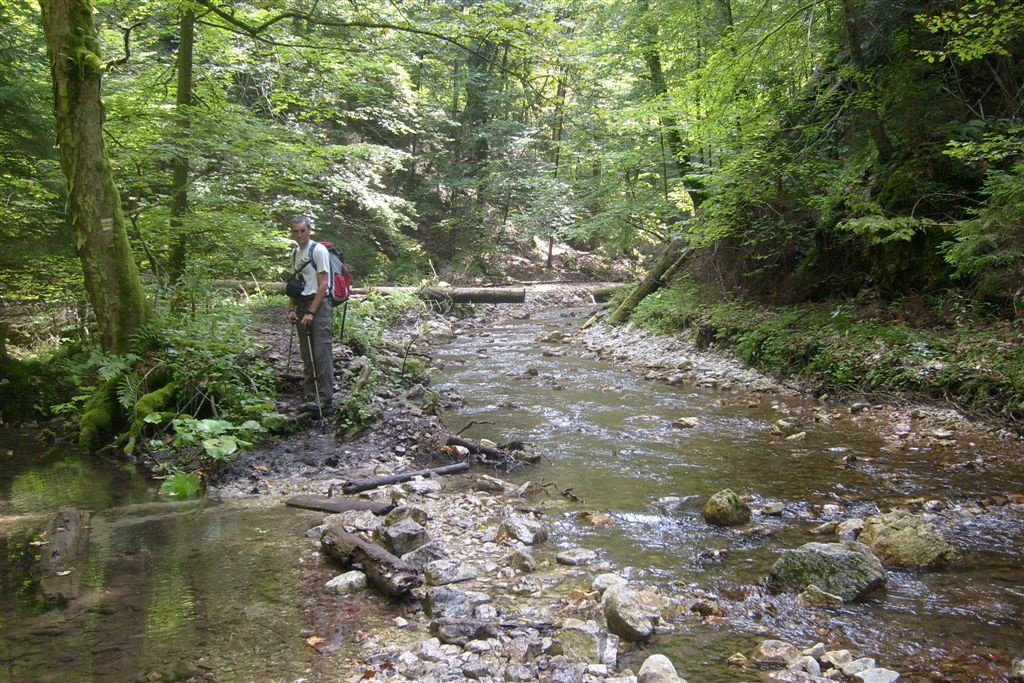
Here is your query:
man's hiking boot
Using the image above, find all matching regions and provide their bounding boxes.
[298,401,333,415]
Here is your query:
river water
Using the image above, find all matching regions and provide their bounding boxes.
[2,304,1022,681]
[433,306,1024,681]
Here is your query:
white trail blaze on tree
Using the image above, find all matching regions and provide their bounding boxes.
[39,0,149,352]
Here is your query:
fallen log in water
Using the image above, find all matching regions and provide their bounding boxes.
[284,495,394,515]
[210,281,525,304]
[341,462,470,494]
[321,524,422,598]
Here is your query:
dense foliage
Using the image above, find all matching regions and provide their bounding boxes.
[1,0,1021,433]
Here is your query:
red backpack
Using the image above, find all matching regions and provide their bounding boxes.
[315,240,352,306]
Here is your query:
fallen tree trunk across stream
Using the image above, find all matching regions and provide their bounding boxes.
[321,524,422,598]
[210,281,525,304]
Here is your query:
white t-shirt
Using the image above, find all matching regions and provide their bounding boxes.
[291,241,330,298]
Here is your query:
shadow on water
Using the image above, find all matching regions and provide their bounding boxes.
[0,431,387,682]
[436,307,1024,682]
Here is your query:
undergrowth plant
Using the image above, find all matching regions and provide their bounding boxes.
[57,292,288,493]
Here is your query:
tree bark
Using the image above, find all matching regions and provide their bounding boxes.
[40,0,149,352]
[607,239,690,325]
[168,8,195,282]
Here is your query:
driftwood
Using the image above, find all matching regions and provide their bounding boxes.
[211,281,525,304]
[285,495,394,515]
[321,524,422,598]
[40,507,91,600]
[341,462,470,494]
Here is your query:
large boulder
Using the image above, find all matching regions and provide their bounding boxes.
[753,640,802,670]
[602,584,659,641]
[858,510,960,568]
[766,541,886,602]
[551,618,618,666]
[638,654,687,683]
[703,489,752,526]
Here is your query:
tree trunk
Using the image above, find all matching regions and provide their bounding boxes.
[639,0,705,209]
[39,0,149,352]
[168,8,195,282]
[838,0,894,164]
[607,239,690,325]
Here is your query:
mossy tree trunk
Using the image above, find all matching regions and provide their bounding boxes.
[39,0,150,353]
[607,239,690,325]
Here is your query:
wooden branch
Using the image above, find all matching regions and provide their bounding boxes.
[321,525,422,598]
[455,420,495,436]
[285,495,394,515]
[341,463,471,494]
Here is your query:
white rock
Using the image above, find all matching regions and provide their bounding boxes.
[637,653,684,683]
[795,655,821,676]
[822,649,853,669]
[593,573,628,594]
[802,642,827,659]
[324,570,367,595]
[853,668,901,683]
[841,657,877,676]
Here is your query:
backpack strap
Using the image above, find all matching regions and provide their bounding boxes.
[292,242,315,276]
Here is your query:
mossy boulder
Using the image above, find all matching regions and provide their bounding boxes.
[703,489,751,526]
[766,541,886,602]
[858,510,961,569]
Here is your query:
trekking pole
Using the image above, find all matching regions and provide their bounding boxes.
[305,328,326,426]
[340,300,349,341]
[286,321,295,374]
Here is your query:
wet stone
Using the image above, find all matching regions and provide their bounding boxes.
[753,639,802,670]
[376,518,428,556]
[384,505,429,526]
[556,548,598,566]
[430,618,499,646]
[424,586,491,619]
[424,558,478,585]
[401,540,449,569]
[509,547,537,573]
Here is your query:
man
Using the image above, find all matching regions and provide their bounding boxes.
[287,215,334,414]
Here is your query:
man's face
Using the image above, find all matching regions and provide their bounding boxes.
[290,222,310,244]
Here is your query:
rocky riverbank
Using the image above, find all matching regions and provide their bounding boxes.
[212,283,1023,682]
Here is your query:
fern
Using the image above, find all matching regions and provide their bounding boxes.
[116,370,144,411]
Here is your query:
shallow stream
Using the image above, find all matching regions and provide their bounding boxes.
[2,304,1022,681]
[434,306,1024,681]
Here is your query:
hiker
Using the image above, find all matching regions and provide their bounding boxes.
[286,214,334,413]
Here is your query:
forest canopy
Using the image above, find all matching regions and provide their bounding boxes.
[0,0,1021,311]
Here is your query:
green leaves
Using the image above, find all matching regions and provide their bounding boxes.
[159,471,201,497]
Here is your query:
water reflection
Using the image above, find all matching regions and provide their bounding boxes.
[0,431,363,682]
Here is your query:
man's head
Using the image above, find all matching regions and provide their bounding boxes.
[290,214,312,246]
